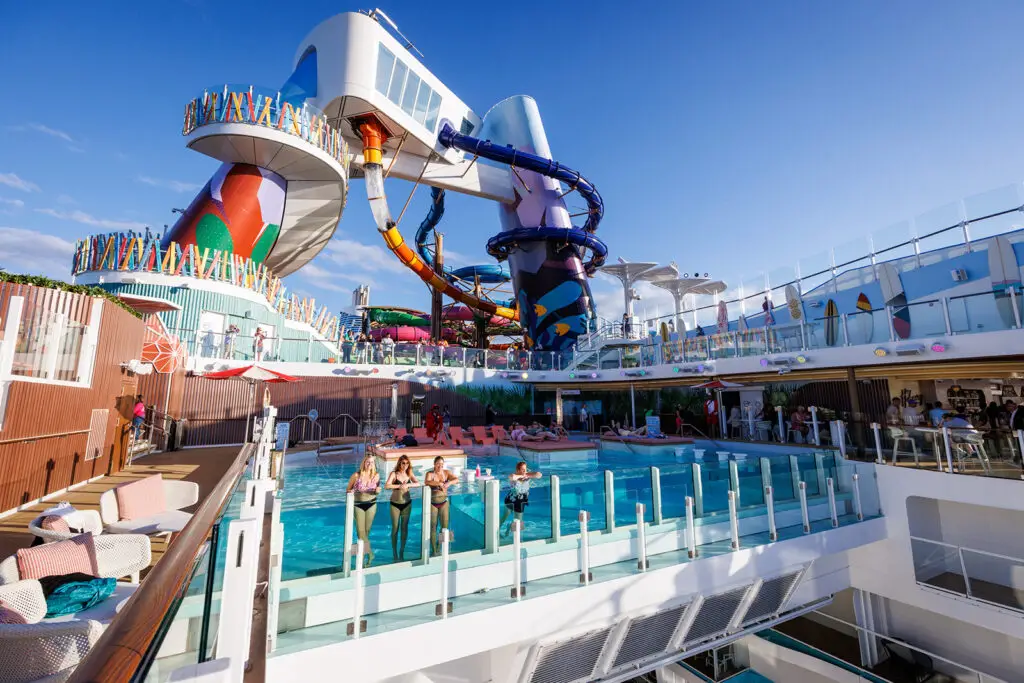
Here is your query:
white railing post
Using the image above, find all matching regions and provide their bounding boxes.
[604,470,615,533]
[728,490,740,549]
[343,491,354,578]
[511,520,524,599]
[691,463,704,516]
[728,460,740,504]
[837,420,848,457]
[760,457,773,492]
[827,478,839,528]
[348,539,366,638]
[1010,287,1022,329]
[579,511,592,584]
[685,495,697,558]
[799,481,810,533]
[776,406,785,443]
[436,528,451,617]
[550,474,561,541]
[871,423,884,464]
[852,472,864,521]
[650,466,663,525]
[636,503,648,571]
[420,486,432,564]
[941,297,952,335]
[484,478,500,552]
[942,426,955,473]
[1016,430,1024,466]
[957,547,973,599]
[765,486,777,541]
[886,305,896,341]
[810,406,821,446]
[841,313,851,346]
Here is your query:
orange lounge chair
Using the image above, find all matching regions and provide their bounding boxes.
[491,425,509,442]
[413,427,434,444]
[449,427,470,446]
[394,428,407,439]
[471,426,496,446]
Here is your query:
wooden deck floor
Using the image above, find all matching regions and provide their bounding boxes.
[0,446,241,565]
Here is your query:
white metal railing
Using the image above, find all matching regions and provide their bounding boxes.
[809,609,1010,683]
[909,535,1024,615]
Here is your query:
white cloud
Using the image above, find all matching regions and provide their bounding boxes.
[8,123,75,143]
[137,176,201,193]
[0,227,74,278]
[34,208,146,231]
[298,262,373,293]
[589,278,676,321]
[0,198,25,209]
[321,237,407,274]
[56,194,76,205]
[0,173,40,193]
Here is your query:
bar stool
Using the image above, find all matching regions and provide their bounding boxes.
[955,433,991,473]
[889,427,920,465]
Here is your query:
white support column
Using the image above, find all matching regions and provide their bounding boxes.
[765,486,777,541]
[685,496,697,558]
[348,539,366,638]
[550,474,561,541]
[420,487,432,564]
[837,420,848,457]
[650,466,663,525]
[941,297,952,335]
[1010,287,1022,329]
[799,481,810,533]
[827,478,839,528]
[691,463,704,516]
[776,406,785,443]
[436,529,451,617]
[853,588,883,668]
[342,492,354,578]
[579,511,592,584]
[604,470,615,533]
[810,406,821,446]
[511,520,524,599]
[872,423,884,464]
[636,503,648,571]
[216,518,260,683]
[728,490,740,549]
[852,472,864,521]
[485,478,500,552]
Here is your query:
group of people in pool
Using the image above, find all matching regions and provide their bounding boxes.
[345,454,542,566]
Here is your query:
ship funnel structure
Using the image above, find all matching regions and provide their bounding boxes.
[437,96,607,350]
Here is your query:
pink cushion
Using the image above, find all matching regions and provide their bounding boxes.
[0,600,28,624]
[39,515,71,533]
[16,534,97,580]
[115,474,167,520]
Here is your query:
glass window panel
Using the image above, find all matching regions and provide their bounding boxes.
[375,44,396,95]
[400,72,420,116]
[413,82,431,124]
[424,90,442,132]
[963,184,1024,241]
[387,59,408,105]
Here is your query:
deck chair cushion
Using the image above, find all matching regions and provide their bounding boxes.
[16,535,98,581]
[115,474,167,520]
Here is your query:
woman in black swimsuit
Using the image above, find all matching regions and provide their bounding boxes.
[424,456,458,556]
[385,455,419,561]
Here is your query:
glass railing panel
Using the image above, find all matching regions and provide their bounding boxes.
[612,467,655,526]
[947,290,1015,335]
[766,322,803,354]
[708,332,737,358]
[871,220,916,261]
[794,454,821,497]
[144,544,213,681]
[960,548,1024,612]
[910,538,966,594]
[657,464,693,520]
[844,308,889,346]
[498,476,552,545]
[803,314,846,349]
[559,471,607,534]
[797,249,834,295]
[661,341,684,364]
[683,337,709,361]
[441,485,487,556]
[736,328,766,357]
[730,457,765,508]
[963,183,1023,240]
[698,460,731,515]
[765,457,795,501]
[896,300,947,340]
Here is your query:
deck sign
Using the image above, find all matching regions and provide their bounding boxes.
[308,408,319,423]
[646,415,662,437]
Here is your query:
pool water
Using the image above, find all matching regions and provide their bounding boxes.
[278,444,839,580]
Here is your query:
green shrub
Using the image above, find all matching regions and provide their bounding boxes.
[0,272,143,318]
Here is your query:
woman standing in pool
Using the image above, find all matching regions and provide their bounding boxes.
[501,461,542,537]
[424,456,458,555]
[346,456,381,566]
[384,454,419,561]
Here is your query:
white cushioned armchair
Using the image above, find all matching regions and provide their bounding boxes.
[99,479,199,536]
[0,535,151,683]
[28,510,103,544]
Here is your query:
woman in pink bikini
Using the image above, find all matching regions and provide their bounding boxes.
[424,456,458,556]
[346,455,381,566]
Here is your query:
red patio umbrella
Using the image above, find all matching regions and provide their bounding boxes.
[203,365,301,441]
[692,379,744,390]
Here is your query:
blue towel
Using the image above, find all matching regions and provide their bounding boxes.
[44,577,116,618]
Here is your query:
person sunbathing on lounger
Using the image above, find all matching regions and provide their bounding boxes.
[510,422,557,442]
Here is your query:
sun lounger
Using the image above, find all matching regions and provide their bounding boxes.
[449,427,470,446]
[471,426,495,446]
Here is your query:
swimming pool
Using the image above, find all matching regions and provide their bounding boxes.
[277,441,843,580]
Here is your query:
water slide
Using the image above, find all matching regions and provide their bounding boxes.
[359,96,608,350]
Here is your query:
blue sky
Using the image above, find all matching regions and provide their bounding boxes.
[4,1,1024,321]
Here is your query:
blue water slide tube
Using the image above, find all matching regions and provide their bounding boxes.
[414,186,511,285]
[437,121,607,273]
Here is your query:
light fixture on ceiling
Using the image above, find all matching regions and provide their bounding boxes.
[895,345,926,356]
[874,347,888,357]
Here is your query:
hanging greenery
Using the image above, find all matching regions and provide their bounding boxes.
[0,272,143,318]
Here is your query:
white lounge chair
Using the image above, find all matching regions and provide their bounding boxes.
[28,510,103,543]
[0,535,151,683]
[99,479,199,536]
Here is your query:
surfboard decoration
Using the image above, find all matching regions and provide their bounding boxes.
[878,262,911,339]
[989,234,1022,329]
[716,300,729,334]
[824,299,839,346]
[785,284,803,321]
[737,314,748,332]
[850,292,874,344]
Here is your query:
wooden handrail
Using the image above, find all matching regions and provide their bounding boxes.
[0,429,90,445]
[69,442,255,683]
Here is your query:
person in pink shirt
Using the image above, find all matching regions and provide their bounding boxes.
[132,395,146,439]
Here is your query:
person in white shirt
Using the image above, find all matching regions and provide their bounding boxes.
[886,398,902,424]
[579,405,588,431]
[381,333,395,364]
[901,400,923,426]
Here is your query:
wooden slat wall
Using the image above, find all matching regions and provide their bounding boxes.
[0,289,146,511]
[784,379,891,421]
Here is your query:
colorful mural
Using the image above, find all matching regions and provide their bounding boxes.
[163,164,285,264]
